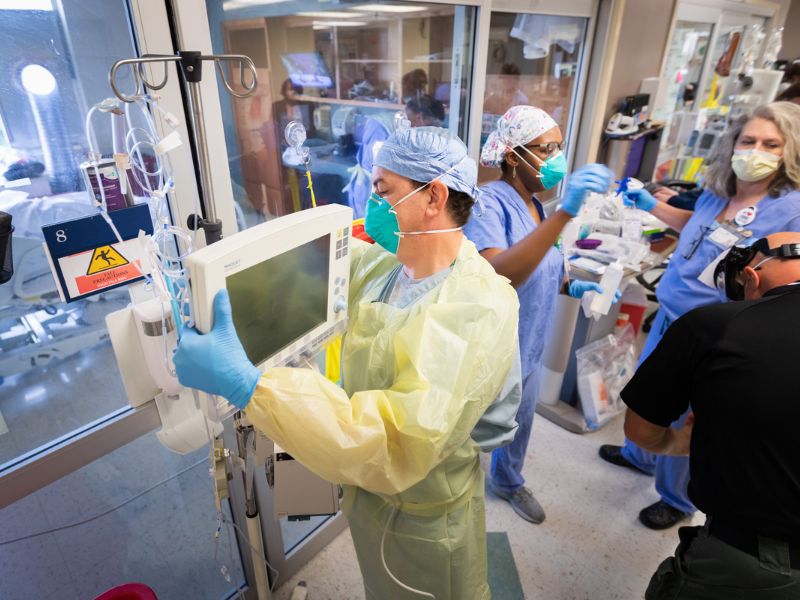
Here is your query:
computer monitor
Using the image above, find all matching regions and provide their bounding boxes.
[281,52,334,89]
[187,204,353,369]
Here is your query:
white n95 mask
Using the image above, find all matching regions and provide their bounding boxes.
[731,149,782,182]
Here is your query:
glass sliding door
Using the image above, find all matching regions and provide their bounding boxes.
[0,0,139,468]
[0,3,248,598]
[206,0,477,227]
[0,432,244,600]
[478,12,589,201]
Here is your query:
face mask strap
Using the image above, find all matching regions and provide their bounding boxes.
[395,226,464,238]
[388,160,462,214]
[507,146,543,179]
[508,145,564,181]
[752,256,775,271]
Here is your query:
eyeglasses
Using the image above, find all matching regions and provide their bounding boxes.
[683,226,711,260]
[525,142,564,157]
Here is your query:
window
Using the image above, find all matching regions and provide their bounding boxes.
[206,0,476,228]
[479,13,588,200]
[0,1,148,468]
[0,432,244,599]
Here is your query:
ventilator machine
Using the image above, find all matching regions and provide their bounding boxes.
[84,51,350,599]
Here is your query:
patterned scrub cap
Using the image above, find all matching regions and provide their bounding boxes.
[480,105,559,168]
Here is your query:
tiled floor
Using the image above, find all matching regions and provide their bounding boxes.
[271,413,704,600]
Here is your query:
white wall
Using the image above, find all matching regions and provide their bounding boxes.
[779,0,800,60]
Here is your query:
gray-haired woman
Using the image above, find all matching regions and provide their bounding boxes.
[600,101,800,529]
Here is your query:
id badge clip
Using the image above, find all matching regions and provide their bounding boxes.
[708,222,743,250]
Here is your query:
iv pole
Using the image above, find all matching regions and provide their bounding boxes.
[108,51,257,245]
[109,53,274,600]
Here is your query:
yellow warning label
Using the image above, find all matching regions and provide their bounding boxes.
[86,245,129,275]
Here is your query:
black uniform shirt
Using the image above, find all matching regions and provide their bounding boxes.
[622,283,800,543]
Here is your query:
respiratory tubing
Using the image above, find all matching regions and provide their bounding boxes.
[85,105,124,245]
[126,96,197,262]
[380,506,436,599]
[119,95,196,332]
[136,94,202,246]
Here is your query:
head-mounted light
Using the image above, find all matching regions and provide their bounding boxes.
[714,238,800,301]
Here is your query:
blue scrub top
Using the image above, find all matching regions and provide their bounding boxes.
[464,180,564,379]
[344,118,391,220]
[657,188,800,321]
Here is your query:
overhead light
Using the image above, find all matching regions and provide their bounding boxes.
[313,20,368,28]
[351,4,426,13]
[21,64,56,96]
[298,11,365,18]
[0,0,52,9]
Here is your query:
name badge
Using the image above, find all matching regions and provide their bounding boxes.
[708,226,740,249]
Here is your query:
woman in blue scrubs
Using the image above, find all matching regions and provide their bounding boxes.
[600,101,800,529]
[344,113,395,219]
[465,105,614,523]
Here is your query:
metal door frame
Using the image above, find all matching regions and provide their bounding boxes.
[167,0,604,590]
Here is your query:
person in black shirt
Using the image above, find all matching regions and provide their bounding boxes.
[622,232,800,599]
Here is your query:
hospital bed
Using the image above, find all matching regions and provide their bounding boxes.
[0,191,128,383]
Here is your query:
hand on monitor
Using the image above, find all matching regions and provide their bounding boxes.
[174,289,261,409]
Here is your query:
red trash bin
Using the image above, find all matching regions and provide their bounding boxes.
[94,583,158,600]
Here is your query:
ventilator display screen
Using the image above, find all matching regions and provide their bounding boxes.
[226,235,330,366]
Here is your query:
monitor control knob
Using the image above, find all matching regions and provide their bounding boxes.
[333,297,348,314]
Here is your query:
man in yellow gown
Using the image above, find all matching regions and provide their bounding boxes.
[175,127,521,599]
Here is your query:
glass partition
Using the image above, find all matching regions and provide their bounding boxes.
[478,12,588,200]
[0,432,244,599]
[206,0,477,227]
[0,0,148,469]
[653,20,714,150]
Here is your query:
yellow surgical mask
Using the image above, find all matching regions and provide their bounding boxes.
[731,149,782,182]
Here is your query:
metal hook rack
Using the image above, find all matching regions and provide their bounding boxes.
[108,50,258,245]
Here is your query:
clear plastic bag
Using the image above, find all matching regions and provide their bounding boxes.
[576,325,637,429]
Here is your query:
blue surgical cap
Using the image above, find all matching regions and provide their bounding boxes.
[374,126,478,197]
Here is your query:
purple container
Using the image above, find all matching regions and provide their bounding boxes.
[575,238,603,250]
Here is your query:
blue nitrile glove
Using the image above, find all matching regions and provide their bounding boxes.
[561,164,615,216]
[568,280,603,298]
[623,188,658,212]
[568,281,624,303]
[173,289,260,409]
